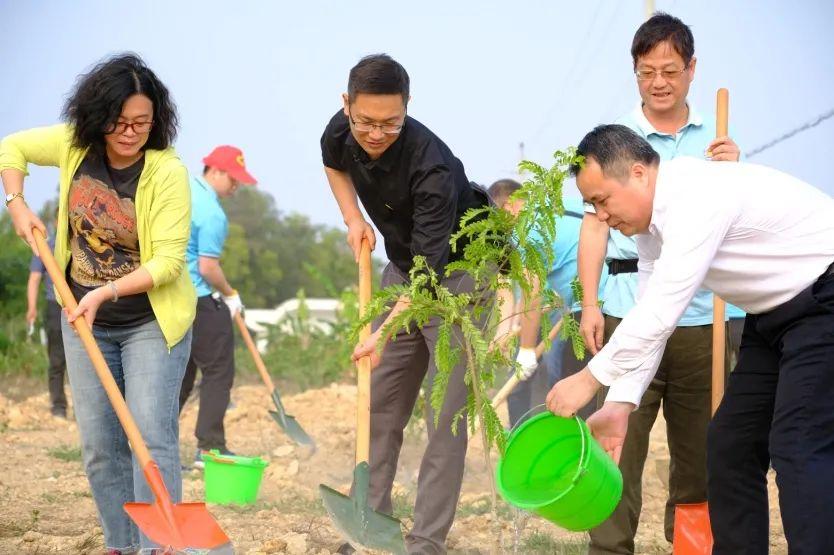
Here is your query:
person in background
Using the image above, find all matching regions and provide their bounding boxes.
[179,145,256,468]
[26,219,67,418]
[488,179,600,425]
[0,53,194,554]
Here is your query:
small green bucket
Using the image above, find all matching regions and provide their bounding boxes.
[496,410,623,531]
[202,450,269,506]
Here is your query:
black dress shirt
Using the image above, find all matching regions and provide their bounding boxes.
[321,110,489,276]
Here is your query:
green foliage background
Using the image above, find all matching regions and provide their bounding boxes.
[221,188,379,307]
[0,189,369,384]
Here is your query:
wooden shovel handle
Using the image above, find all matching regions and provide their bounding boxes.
[491,318,564,409]
[712,88,729,415]
[234,312,277,392]
[32,228,153,469]
[356,239,372,466]
[716,88,729,137]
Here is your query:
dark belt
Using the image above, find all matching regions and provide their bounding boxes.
[608,258,639,275]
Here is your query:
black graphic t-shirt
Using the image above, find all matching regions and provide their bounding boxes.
[67,154,155,327]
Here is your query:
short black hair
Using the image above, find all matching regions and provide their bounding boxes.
[62,53,179,156]
[487,179,522,208]
[571,125,660,180]
[631,12,694,67]
[347,54,410,104]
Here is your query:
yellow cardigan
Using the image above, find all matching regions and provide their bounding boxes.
[0,124,196,348]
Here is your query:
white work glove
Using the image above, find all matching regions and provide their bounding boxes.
[222,291,244,318]
[514,347,539,381]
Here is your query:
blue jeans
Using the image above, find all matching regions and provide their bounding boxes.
[63,316,191,552]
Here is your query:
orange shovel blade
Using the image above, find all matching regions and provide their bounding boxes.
[673,502,713,555]
[124,501,231,552]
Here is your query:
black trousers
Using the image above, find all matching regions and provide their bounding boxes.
[45,301,67,411]
[707,268,834,554]
[178,295,235,451]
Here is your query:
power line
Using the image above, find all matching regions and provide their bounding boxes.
[527,0,607,145]
[746,108,834,158]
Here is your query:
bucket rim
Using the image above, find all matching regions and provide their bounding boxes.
[496,411,592,508]
[202,450,269,469]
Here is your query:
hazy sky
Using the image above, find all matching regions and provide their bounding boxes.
[3,0,833,230]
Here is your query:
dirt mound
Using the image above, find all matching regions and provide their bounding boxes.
[0,381,786,553]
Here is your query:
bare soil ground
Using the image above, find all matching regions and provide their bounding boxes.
[0,378,786,554]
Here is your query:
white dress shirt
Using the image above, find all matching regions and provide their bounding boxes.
[588,157,834,406]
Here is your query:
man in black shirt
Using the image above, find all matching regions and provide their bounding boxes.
[321,54,489,554]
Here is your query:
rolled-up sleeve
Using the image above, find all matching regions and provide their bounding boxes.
[142,163,191,287]
[0,124,69,173]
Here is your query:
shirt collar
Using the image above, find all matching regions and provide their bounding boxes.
[630,102,703,137]
[647,162,672,235]
[345,119,408,172]
[194,175,219,201]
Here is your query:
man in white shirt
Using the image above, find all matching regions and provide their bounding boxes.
[547,124,834,554]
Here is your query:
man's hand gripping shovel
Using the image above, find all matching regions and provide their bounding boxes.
[318,239,406,554]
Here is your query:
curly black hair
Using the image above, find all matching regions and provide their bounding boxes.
[62,53,178,155]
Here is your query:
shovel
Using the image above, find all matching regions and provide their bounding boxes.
[319,238,406,554]
[33,228,232,554]
[672,87,730,555]
[490,318,564,409]
[233,312,315,448]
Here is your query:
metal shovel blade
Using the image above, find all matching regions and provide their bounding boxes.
[319,462,406,554]
[124,501,233,553]
[269,390,315,448]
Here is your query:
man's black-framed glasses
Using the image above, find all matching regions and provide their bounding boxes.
[348,108,405,135]
[106,120,154,135]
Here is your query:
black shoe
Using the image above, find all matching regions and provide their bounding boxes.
[336,542,356,554]
[50,406,67,419]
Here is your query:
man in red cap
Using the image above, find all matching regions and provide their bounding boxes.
[179,145,256,467]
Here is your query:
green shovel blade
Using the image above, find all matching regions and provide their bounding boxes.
[269,390,315,449]
[319,462,406,554]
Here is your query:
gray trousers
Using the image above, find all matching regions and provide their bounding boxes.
[369,263,487,554]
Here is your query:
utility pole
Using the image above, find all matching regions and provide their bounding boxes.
[645,0,654,20]
[517,141,525,179]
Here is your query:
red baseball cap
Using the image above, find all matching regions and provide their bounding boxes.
[202,145,257,185]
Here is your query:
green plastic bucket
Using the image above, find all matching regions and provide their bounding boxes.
[202,450,269,505]
[496,410,623,531]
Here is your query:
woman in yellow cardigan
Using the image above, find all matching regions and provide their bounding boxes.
[0,53,196,555]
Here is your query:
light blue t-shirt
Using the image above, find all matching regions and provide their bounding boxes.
[186,176,228,298]
[600,104,745,324]
[531,198,607,319]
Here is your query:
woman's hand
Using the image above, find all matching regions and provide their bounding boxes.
[67,286,110,326]
[7,200,47,255]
